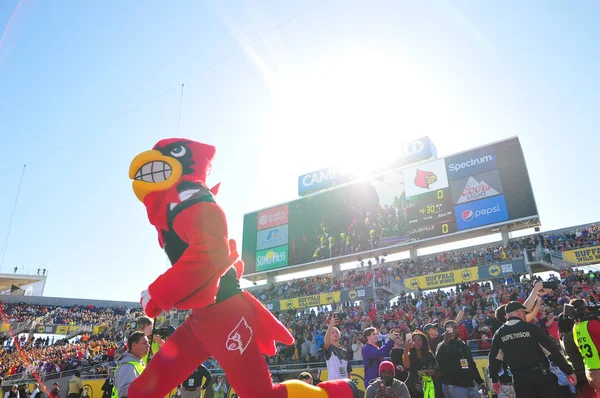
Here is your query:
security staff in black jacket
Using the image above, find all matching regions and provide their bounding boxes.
[493,304,516,398]
[489,301,577,397]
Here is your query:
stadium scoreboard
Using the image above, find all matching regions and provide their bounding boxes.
[242,137,538,274]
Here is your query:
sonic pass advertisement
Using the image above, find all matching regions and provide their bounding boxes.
[242,137,537,273]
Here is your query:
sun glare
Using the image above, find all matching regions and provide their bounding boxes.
[263,47,452,175]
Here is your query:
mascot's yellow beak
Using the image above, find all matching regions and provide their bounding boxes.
[129,150,183,202]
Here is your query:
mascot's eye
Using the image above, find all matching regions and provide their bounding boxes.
[170,146,186,158]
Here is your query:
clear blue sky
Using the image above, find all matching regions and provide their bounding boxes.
[0,0,598,302]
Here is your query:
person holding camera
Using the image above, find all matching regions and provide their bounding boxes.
[324,313,352,381]
[137,316,165,364]
[138,317,176,362]
[403,331,438,398]
[363,327,398,388]
[488,301,576,397]
[435,320,486,398]
[569,299,600,394]
[365,361,411,398]
[212,376,228,398]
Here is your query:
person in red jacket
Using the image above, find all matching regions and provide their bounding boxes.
[127,138,362,398]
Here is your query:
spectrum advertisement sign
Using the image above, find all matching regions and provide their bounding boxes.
[446,146,498,181]
[242,137,538,275]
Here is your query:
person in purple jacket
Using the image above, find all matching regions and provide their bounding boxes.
[361,327,398,388]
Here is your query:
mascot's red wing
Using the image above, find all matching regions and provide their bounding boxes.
[148,202,239,310]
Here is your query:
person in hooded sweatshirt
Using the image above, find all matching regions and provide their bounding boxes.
[114,331,150,398]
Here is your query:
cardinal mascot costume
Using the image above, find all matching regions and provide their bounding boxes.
[127,138,363,398]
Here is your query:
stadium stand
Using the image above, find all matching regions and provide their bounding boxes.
[0,223,597,387]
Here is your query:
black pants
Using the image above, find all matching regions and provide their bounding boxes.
[512,369,561,398]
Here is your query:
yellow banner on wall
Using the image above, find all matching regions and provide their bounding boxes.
[93,325,107,335]
[280,291,342,310]
[404,266,479,290]
[564,245,600,265]
[55,325,80,335]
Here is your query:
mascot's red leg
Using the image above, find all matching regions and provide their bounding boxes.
[190,296,289,398]
[128,321,210,398]
[190,294,363,398]
[130,293,363,398]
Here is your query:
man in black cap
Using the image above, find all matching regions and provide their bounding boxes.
[435,320,486,397]
[489,301,577,397]
[424,324,441,349]
[491,304,516,398]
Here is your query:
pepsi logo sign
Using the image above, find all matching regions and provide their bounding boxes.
[462,210,474,221]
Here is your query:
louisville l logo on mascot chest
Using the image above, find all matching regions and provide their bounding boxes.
[126,138,363,398]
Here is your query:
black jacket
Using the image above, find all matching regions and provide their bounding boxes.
[180,365,212,390]
[436,338,484,388]
[489,317,573,383]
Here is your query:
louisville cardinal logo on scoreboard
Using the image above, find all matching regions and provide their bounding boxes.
[414,169,437,189]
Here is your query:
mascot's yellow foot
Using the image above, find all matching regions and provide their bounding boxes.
[283,380,329,398]
[282,379,364,398]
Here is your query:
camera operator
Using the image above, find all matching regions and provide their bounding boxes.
[568,299,600,394]
[365,361,411,398]
[489,301,576,397]
[137,316,174,364]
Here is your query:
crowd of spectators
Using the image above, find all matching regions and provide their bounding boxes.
[0,302,143,326]
[45,305,144,326]
[0,330,125,380]
[1,303,55,323]
[252,224,599,302]
[0,223,597,382]
[539,223,599,252]
[249,266,599,369]
[253,235,538,302]
[3,266,595,378]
